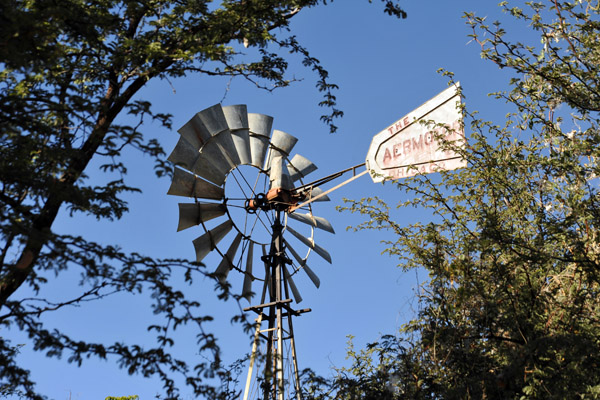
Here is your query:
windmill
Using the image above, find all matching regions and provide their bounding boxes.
[166,84,466,400]
[166,104,336,399]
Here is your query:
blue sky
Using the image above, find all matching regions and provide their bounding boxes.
[5,1,526,399]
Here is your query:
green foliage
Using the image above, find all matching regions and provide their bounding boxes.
[0,0,406,398]
[302,335,430,399]
[316,1,600,399]
[105,396,139,400]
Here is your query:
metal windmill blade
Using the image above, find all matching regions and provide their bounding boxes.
[222,105,252,165]
[248,113,273,169]
[214,233,243,283]
[168,137,227,185]
[167,136,199,171]
[285,239,321,289]
[293,186,331,203]
[269,155,294,191]
[241,241,254,301]
[283,266,302,304]
[288,154,318,182]
[181,104,241,167]
[177,203,227,231]
[265,129,298,171]
[307,187,331,202]
[192,143,232,185]
[168,103,334,303]
[167,168,224,200]
[288,212,335,234]
[286,225,332,264]
[192,219,233,263]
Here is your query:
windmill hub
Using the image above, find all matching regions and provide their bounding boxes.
[245,188,303,213]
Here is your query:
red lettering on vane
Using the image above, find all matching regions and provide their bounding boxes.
[387,116,412,135]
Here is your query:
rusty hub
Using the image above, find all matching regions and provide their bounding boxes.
[244,188,304,213]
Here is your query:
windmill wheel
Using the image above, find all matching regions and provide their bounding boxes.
[166,104,335,302]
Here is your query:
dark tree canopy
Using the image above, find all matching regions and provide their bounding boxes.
[305,1,600,399]
[0,0,406,398]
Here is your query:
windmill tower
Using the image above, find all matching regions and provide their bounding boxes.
[166,104,334,399]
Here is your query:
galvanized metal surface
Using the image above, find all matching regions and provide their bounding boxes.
[287,154,318,182]
[286,226,332,264]
[177,203,227,231]
[247,112,273,137]
[241,242,254,301]
[265,130,298,170]
[248,113,273,168]
[179,104,242,168]
[192,142,230,185]
[223,105,252,165]
[195,104,230,138]
[288,212,335,234]
[178,114,212,150]
[167,136,199,171]
[301,264,320,289]
[283,266,302,304]
[169,104,335,292]
[307,187,330,202]
[269,155,294,190]
[230,129,252,166]
[213,129,242,167]
[167,168,224,200]
[285,241,320,288]
[192,219,233,262]
[214,232,243,283]
[222,104,249,130]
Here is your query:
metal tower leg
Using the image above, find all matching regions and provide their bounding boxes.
[242,211,309,400]
[283,276,302,400]
[243,313,263,400]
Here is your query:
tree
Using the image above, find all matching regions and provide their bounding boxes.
[106,396,139,400]
[301,335,429,400]
[0,0,406,398]
[319,0,600,398]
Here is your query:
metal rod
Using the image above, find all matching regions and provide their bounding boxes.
[290,169,369,212]
[264,238,276,400]
[283,267,302,400]
[292,162,366,192]
[243,313,264,400]
[274,211,285,400]
[244,299,292,313]
[243,245,271,400]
